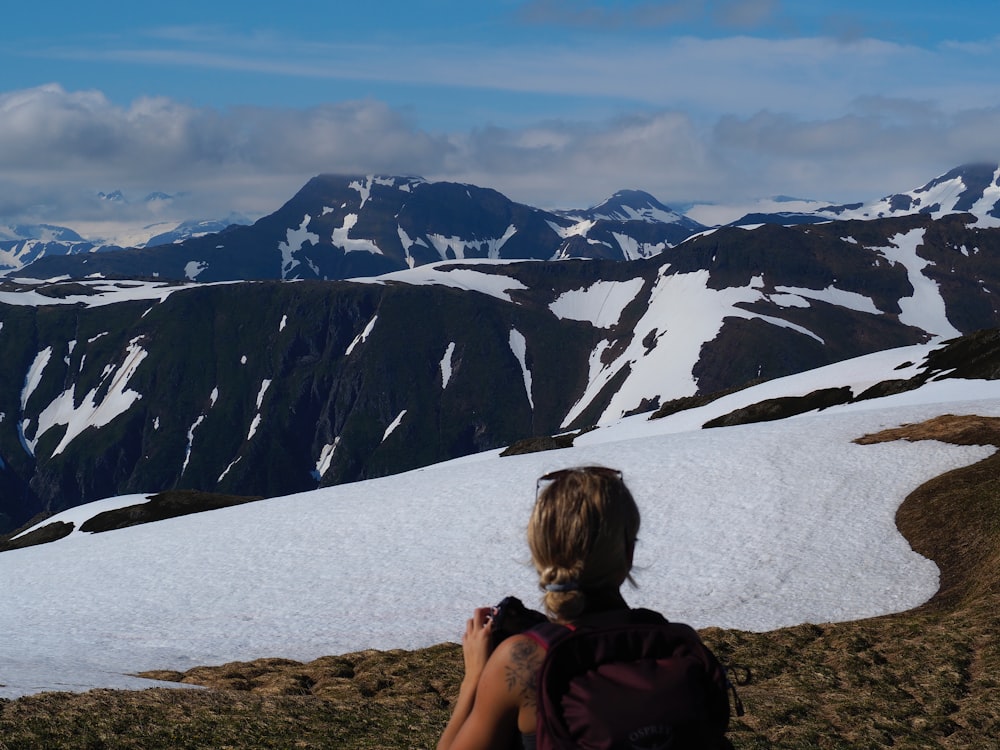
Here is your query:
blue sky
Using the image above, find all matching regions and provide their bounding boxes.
[2,1,1000,229]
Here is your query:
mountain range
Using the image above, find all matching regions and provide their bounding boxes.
[724,162,1000,228]
[7,163,1000,281]
[1,163,1000,535]
[0,216,249,274]
[0,187,252,273]
[9,176,704,282]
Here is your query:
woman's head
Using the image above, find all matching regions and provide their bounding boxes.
[527,466,640,620]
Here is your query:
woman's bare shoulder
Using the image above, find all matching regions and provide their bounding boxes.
[487,634,545,708]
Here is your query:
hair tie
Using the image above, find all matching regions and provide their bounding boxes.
[544,581,580,592]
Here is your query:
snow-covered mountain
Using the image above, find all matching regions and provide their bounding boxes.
[0,223,102,269]
[557,188,702,227]
[142,216,250,247]
[0,223,85,243]
[1,335,997,698]
[0,218,251,273]
[2,206,1000,533]
[12,175,705,281]
[0,186,250,273]
[827,163,1000,225]
[0,238,118,272]
[11,164,1000,280]
[722,163,1000,228]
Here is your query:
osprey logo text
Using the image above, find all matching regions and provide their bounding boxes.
[629,723,673,749]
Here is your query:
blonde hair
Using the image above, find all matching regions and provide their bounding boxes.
[527,466,640,621]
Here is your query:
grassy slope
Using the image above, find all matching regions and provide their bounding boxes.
[1,414,998,749]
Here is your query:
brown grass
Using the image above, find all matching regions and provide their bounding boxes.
[2,414,998,749]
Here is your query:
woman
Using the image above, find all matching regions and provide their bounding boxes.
[437,466,650,750]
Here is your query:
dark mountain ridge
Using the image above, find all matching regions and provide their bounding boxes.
[3,202,1000,533]
[13,163,1000,280]
[13,175,703,282]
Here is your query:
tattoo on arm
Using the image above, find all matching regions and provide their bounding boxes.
[504,639,542,708]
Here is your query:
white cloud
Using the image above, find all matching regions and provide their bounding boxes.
[0,85,451,224]
[2,26,1000,233]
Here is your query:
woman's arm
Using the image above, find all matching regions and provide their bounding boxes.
[437,608,524,750]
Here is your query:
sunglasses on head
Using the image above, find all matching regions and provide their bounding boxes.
[536,466,623,493]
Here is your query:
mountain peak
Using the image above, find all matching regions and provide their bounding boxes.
[561,189,703,228]
[726,162,1000,228]
[851,162,1000,224]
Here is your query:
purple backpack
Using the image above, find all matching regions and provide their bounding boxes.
[525,609,735,750]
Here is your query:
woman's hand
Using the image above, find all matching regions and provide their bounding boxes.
[438,606,505,750]
[461,606,494,686]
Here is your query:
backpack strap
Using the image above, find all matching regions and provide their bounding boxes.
[523,621,572,651]
[523,608,666,651]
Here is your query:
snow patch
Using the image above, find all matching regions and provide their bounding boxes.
[549,279,645,328]
[349,176,387,209]
[611,232,668,260]
[245,380,272,441]
[255,380,272,410]
[345,316,378,356]
[561,270,765,426]
[753,314,824,344]
[279,216,320,279]
[181,415,206,475]
[33,339,149,457]
[425,226,517,261]
[313,438,340,481]
[382,410,407,441]
[21,347,53,413]
[184,261,208,280]
[397,227,423,269]
[218,457,241,483]
[41,280,186,309]
[247,414,262,441]
[440,342,456,389]
[355,261,528,303]
[332,213,382,255]
[509,328,533,410]
[874,229,961,338]
[548,219,595,239]
[771,285,880,315]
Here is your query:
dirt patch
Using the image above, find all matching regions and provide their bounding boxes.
[854,413,1000,447]
[703,386,853,428]
[0,521,74,552]
[79,490,265,534]
[137,646,462,711]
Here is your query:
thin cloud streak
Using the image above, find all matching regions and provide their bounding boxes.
[514,0,780,30]
[516,0,703,28]
[22,29,1000,140]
